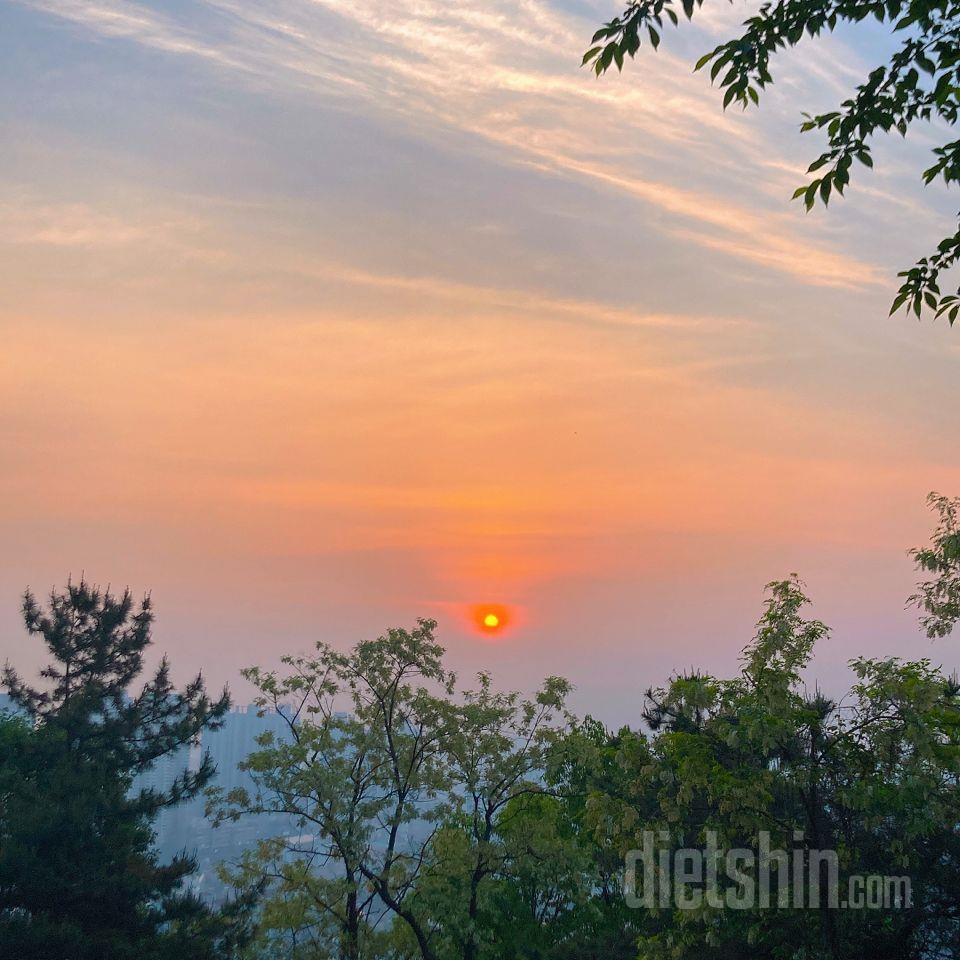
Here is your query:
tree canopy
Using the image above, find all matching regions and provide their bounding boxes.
[214,622,572,960]
[0,581,252,960]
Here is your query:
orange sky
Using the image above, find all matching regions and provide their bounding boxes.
[1,0,958,719]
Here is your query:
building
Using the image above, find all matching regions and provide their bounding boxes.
[149,703,300,901]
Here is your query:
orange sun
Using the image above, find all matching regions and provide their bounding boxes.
[472,604,511,634]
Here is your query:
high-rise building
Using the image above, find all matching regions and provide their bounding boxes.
[202,703,292,797]
[148,703,299,901]
[133,741,197,860]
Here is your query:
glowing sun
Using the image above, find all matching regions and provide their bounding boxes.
[473,604,510,634]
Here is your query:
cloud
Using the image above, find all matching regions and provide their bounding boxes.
[0,194,148,246]
[21,0,238,65]
[277,255,753,333]
[17,0,887,289]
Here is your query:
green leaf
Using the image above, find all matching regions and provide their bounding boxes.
[599,43,616,72]
[709,53,731,82]
[889,292,909,315]
[694,50,716,71]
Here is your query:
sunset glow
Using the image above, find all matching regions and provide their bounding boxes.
[471,605,511,636]
[1,0,958,721]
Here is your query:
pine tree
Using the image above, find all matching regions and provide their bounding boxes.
[0,579,252,960]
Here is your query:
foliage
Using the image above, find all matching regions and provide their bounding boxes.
[910,491,960,637]
[583,0,960,322]
[215,623,572,960]
[0,580,251,960]
[568,577,960,959]
[216,621,454,960]
[400,671,573,960]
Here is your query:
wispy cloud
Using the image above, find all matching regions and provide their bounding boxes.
[0,193,149,246]
[0,176,750,338]
[18,0,887,289]
[277,255,753,333]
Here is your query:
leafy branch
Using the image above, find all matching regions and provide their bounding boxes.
[585,0,960,323]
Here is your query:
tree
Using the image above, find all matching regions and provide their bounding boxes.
[475,724,652,960]
[216,622,573,960]
[910,491,960,638]
[0,580,250,960]
[217,621,456,960]
[584,0,960,323]
[403,672,572,960]
[562,577,960,959]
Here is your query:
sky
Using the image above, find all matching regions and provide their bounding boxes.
[1,0,958,723]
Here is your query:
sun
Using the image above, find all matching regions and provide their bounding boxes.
[472,604,511,635]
